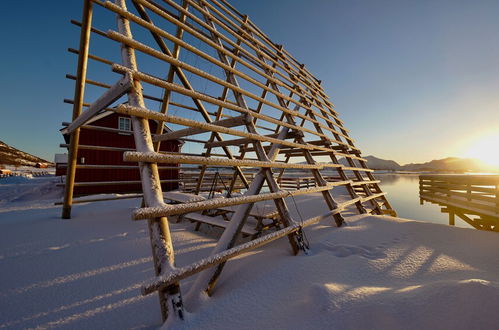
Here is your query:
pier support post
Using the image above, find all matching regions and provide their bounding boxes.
[448,210,455,226]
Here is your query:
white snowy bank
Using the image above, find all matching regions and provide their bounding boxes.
[0,177,498,329]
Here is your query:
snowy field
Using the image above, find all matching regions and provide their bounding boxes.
[1,176,499,329]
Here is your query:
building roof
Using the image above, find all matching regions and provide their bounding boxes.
[54,153,68,164]
[61,109,176,136]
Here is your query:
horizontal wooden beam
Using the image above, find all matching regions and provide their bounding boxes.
[420,193,499,218]
[74,179,186,186]
[112,104,336,153]
[420,174,499,185]
[139,191,384,295]
[60,143,134,152]
[61,121,135,135]
[54,193,143,205]
[123,151,342,171]
[156,115,248,140]
[133,181,352,219]
[205,131,299,148]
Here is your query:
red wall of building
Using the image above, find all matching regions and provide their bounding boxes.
[63,113,180,196]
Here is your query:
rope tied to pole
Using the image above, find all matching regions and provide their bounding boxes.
[286,190,310,254]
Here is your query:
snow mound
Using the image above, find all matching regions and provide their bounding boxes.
[0,175,33,184]
[320,242,386,259]
[0,176,62,203]
[308,279,499,330]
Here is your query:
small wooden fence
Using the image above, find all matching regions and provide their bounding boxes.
[180,171,371,192]
[419,174,499,231]
[0,171,51,178]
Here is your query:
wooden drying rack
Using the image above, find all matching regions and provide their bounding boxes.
[61,0,397,322]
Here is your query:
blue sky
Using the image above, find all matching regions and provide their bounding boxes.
[1,0,498,164]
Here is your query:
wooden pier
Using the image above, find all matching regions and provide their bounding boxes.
[419,174,499,231]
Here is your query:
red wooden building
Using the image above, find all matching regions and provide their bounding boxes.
[59,112,180,196]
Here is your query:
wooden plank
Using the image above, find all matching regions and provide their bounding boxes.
[72,179,185,186]
[164,192,206,203]
[123,151,342,170]
[115,0,346,130]
[183,213,257,236]
[156,115,247,140]
[420,193,499,218]
[133,181,352,219]
[420,174,499,185]
[421,186,497,204]
[140,196,368,296]
[204,131,299,148]
[113,105,334,154]
[55,194,143,205]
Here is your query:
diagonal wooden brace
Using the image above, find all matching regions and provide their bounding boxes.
[61,73,132,135]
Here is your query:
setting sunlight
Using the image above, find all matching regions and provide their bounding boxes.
[462,132,499,168]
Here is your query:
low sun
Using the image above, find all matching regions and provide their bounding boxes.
[462,133,499,168]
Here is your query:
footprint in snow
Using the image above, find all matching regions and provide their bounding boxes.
[321,242,386,259]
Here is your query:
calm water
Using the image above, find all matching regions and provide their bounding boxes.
[376,173,471,228]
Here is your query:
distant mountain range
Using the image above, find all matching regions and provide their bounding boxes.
[354,155,494,172]
[0,140,51,167]
[0,138,493,173]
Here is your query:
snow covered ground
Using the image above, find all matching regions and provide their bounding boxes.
[1,177,498,329]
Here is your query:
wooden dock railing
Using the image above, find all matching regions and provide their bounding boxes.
[419,174,499,231]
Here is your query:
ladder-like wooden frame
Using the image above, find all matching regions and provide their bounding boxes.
[62,0,397,322]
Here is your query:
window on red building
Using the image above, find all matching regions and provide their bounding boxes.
[118,117,131,131]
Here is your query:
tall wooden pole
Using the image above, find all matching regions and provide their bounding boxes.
[62,0,93,219]
[114,0,184,321]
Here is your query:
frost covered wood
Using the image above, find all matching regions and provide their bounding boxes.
[141,207,346,295]
[124,151,340,170]
[63,0,397,323]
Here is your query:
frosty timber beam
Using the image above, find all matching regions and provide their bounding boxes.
[110,66,337,144]
[105,0,249,190]
[153,115,249,141]
[62,0,93,220]
[168,0,341,123]
[140,195,372,295]
[139,0,343,127]
[114,0,183,321]
[112,104,321,152]
[140,211,341,295]
[106,30,324,128]
[133,182,352,219]
[61,74,132,135]
[123,152,342,170]
[204,131,299,148]
[103,2,343,130]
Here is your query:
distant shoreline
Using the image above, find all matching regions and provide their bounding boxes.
[373,170,499,175]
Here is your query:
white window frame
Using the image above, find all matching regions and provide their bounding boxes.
[118,117,131,131]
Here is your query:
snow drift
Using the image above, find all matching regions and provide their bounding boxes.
[0,180,498,329]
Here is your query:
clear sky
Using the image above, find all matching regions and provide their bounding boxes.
[1,0,498,164]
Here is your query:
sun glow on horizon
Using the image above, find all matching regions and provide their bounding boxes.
[462,132,499,168]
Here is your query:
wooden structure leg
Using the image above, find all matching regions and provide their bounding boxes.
[114,0,183,321]
[62,0,93,219]
[448,209,455,226]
